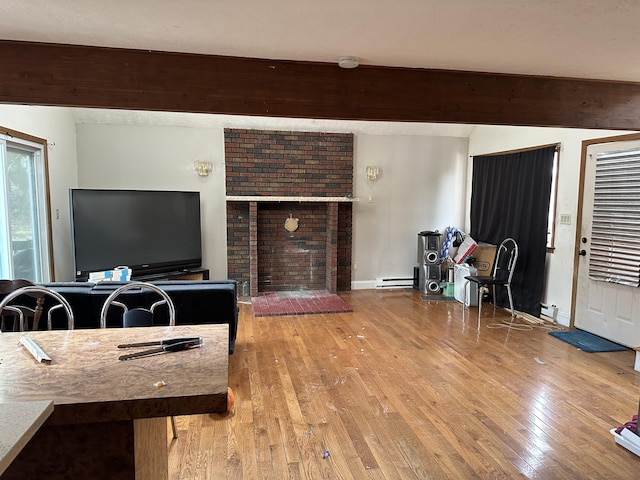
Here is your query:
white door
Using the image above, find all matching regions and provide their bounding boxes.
[575,139,640,347]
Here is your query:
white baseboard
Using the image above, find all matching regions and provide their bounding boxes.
[541,303,569,326]
[554,312,570,326]
[351,280,377,290]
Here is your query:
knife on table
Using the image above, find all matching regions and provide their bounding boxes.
[118,337,203,361]
[117,337,202,349]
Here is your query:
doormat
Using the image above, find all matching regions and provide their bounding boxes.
[548,330,630,353]
[252,290,352,317]
[421,295,458,303]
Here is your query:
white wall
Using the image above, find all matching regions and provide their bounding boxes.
[352,134,469,287]
[75,124,228,279]
[468,125,636,325]
[0,105,78,281]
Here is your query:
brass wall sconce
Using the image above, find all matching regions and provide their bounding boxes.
[194,160,213,177]
[365,165,379,181]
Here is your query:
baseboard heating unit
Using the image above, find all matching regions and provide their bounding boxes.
[375,277,413,288]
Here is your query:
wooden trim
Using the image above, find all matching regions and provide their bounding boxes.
[42,143,55,281]
[3,40,640,130]
[570,132,640,328]
[472,142,561,158]
[0,126,47,145]
[0,125,55,281]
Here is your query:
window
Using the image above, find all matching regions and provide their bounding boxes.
[0,128,53,282]
[589,148,640,287]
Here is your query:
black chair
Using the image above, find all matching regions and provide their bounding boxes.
[98,281,178,439]
[0,283,75,331]
[465,238,519,325]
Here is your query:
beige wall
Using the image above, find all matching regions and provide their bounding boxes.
[352,134,468,286]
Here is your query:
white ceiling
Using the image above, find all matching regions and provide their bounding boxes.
[5,0,639,135]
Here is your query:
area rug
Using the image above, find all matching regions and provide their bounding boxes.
[548,330,629,353]
[421,295,458,303]
[252,290,352,317]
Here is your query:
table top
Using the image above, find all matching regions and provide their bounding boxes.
[0,400,53,476]
[0,325,229,425]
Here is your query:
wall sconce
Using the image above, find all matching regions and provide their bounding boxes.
[365,165,379,181]
[194,160,212,177]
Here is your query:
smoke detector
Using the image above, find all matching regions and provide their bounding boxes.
[338,56,359,69]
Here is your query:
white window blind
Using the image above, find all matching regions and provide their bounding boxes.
[589,149,640,287]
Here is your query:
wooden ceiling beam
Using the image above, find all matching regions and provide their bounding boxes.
[1,40,639,130]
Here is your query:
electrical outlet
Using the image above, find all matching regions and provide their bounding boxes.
[559,214,571,225]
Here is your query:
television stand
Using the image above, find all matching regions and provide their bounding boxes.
[132,268,209,282]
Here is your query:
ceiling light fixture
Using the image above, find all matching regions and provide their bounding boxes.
[338,56,359,69]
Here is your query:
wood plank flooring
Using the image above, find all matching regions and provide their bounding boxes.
[169,289,640,479]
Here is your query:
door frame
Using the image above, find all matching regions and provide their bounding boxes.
[570,132,640,328]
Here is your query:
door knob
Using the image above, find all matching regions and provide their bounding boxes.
[578,249,587,256]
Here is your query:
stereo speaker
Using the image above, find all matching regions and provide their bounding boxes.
[424,249,439,264]
[418,231,441,266]
[419,264,441,294]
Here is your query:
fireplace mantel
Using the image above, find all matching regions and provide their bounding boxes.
[226,196,355,202]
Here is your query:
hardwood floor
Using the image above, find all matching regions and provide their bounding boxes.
[169,289,640,479]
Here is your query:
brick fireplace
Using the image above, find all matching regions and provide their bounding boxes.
[225,129,353,296]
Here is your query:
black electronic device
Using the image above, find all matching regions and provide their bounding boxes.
[69,189,202,281]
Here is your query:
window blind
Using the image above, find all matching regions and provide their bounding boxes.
[589,149,640,287]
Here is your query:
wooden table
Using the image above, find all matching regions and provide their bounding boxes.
[0,325,228,480]
[0,401,53,476]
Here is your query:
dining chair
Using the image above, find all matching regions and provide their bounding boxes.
[1,279,41,331]
[0,283,75,331]
[464,237,519,325]
[98,281,179,439]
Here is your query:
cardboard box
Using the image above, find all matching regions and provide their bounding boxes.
[89,267,132,282]
[453,236,477,264]
[472,243,496,275]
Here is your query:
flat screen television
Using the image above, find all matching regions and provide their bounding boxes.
[70,189,202,281]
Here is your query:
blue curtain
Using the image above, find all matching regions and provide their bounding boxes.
[470,145,556,317]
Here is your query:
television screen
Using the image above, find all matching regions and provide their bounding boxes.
[70,189,202,280]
